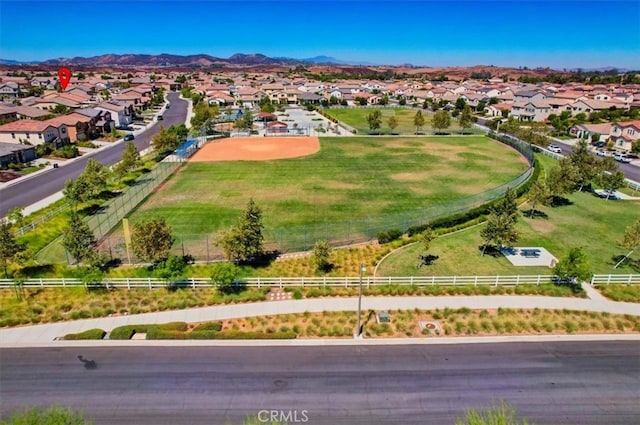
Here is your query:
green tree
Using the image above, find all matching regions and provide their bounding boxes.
[80,158,108,198]
[0,222,25,277]
[131,217,175,262]
[114,141,140,178]
[494,187,518,222]
[2,405,92,425]
[614,219,640,269]
[312,240,332,272]
[480,209,518,255]
[367,110,382,133]
[553,247,592,285]
[152,125,179,152]
[413,110,425,133]
[432,110,451,133]
[7,207,24,229]
[600,169,626,199]
[259,95,275,112]
[547,157,580,199]
[218,199,265,264]
[454,97,467,111]
[527,179,551,218]
[190,101,213,128]
[387,115,398,133]
[458,104,473,133]
[569,139,601,191]
[154,255,187,286]
[62,214,98,265]
[455,401,530,425]
[63,178,90,211]
[210,262,242,288]
[476,100,487,113]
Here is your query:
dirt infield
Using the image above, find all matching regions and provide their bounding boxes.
[190,136,320,162]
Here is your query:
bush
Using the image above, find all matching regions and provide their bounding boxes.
[64,328,106,340]
[377,229,403,244]
[207,330,296,340]
[146,328,186,339]
[193,321,223,332]
[110,322,188,339]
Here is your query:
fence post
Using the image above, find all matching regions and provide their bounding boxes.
[148,278,152,289]
[516,275,520,286]
[607,274,612,284]
[628,275,633,285]
[590,275,595,285]
[494,276,499,287]
[474,276,478,287]
[127,278,130,290]
[191,278,195,289]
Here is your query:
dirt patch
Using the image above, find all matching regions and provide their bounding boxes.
[190,136,320,162]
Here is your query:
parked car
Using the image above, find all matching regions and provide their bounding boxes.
[166,103,171,109]
[596,149,607,157]
[593,141,606,148]
[123,134,135,141]
[548,144,562,153]
[614,154,632,163]
[157,115,163,121]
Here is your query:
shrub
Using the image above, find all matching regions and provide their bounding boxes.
[377,229,403,244]
[110,322,187,339]
[212,330,296,339]
[146,328,186,339]
[292,289,303,300]
[193,321,223,332]
[64,328,106,340]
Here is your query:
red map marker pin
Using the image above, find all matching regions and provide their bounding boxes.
[58,67,71,91]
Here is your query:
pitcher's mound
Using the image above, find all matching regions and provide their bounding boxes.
[190,136,320,162]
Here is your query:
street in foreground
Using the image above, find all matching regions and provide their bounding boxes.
[1,341,638,424]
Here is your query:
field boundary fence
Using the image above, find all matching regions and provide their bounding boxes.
[0,274,558,289]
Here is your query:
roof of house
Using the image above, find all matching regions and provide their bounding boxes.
[44,113,91,127]
[0,119,58,132]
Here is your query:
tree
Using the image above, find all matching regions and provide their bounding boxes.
[62,214,97,265]
[80,158,108,198]
[259,95,275,112]
[614,219,640,268]
[218,199,265,264]
[63,178,90,211]
[7,207,24,229]
[432,110,451,133]
[131,217,175,262]
[413,110,425,133]
[367,110,382,133]
[312,240,332,272]
[527,179,551,218]
[114,141,140,178]
[569,139,601,191]
[547,157,579,199]
[152,125,179,152]
[476,100,487,113]
[387,115,398,133]
[494,187,518,222]
[0,222,25,277]
[454,97,467,111]
[190,100,215,128]
[2,405,92,425]
[600,169,625,199]
[154,255,187,286]
[553,247,591,285]
[210,262,242,289]
[458,104,473,133]
[480,210,518,255]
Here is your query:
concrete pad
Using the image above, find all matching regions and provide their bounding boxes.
[502,246,558,267]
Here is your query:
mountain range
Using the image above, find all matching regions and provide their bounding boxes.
[0,53,367,67]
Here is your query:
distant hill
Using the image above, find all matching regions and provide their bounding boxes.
[0,58,41,65]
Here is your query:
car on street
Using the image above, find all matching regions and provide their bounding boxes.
[166,103,171,109]
[596,149,607,157]
[123,134,135,141]
[157,115,163,120]
[614,153,632,163]
[548,144,562,153]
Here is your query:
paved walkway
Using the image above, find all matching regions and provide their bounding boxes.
[1,290,638,346]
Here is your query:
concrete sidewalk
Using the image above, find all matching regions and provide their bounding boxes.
[1,294,638,346]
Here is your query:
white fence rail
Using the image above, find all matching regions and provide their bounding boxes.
[0,275,557,289]
[591,274,640,285]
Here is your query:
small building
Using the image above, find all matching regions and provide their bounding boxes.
[266,120,288,133]
[0,142,37,168]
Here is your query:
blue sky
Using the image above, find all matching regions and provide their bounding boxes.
[1,0,639,69]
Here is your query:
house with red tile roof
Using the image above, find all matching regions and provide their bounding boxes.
[0,119,70,146]
[609,120,640,152]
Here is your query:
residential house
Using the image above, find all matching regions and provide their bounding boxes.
[76,108,112,136]
[568,123,612,142]
[95,101,134,127]
[0,105,18,124]
[609,120,640,152]
[0,119,70,146]
[44,113,94,142]
[486,103,512,118]
[0,142,37,168]
[510,101,551,122]
[546,97,575,115]
[569,99,618,115]
[0,82,21,100]
[513,89,547,103]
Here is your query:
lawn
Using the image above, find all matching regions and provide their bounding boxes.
[324,107,472,135]
[377,189,640,276]
[129,136,529,241]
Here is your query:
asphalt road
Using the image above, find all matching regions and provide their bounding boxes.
[0,92,187,218]
[550,140,640,183]
[1,341,638,425]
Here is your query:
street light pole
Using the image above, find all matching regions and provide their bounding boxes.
[355,263,365,338]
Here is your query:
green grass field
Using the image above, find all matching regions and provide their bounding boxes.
[324,107,471,135]
[128,136,528,237]
[377,189,640,276]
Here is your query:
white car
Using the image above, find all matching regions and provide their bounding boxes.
[614,154,633,163]
[548,144,562,153]
[596,150,608,157]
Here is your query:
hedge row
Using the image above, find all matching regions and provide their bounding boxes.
[377,229,403,244]
[146,329,296,340]
[109,322,188,340]
[63,329,106,340]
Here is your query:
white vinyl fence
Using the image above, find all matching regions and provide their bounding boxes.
[0,275,558,290]
[590,274,640,285]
